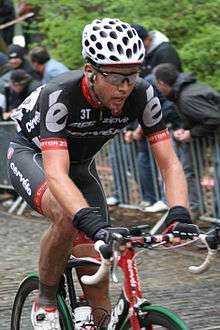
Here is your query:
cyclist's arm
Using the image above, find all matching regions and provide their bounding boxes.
[38,85,89,217]
[42,147,89,217]
[150,136,188,208]
[136,80,188,208]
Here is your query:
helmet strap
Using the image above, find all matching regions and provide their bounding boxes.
[88,72,102,107]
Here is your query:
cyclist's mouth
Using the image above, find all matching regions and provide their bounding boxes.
[111,97,126,106]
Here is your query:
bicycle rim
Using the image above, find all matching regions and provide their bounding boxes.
[121,307,188,330]
[10,274,73,330]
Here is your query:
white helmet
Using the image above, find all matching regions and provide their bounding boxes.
[82,18,145,66]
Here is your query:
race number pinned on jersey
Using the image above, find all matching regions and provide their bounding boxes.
[142,85,162,127]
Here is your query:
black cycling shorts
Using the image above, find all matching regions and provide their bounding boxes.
[7,133,109,224]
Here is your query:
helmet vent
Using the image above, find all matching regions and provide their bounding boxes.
[126,49,132,58]
[100,31,108,38]
[97,54,105,59]
[89,47,95,55]
[138,53,144,60]
[116,25,123,32]
[104,25,112,29]
[122,37,129,46]
[107,42,114,51]
[93,26,100,31]
[109,55,119,62]
[127,30,133,38]
[133,43,137,54]
[90,35,97,41]
[96,42,102,49]
[117,44,124,55]
[138,40,142,49]
[110,31,117,39]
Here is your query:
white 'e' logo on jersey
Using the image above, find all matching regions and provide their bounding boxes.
[46,90,68,132]
[143,85,162,127]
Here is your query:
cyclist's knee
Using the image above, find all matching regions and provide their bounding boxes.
[41,189,74,235]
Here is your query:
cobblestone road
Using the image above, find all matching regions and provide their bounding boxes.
[1,209,220,329]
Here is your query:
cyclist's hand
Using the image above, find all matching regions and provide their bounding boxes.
[94,227,130,243]
[164,206,192,227]
[171,222,200,240]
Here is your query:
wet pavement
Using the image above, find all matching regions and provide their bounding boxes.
[0,209,220,329]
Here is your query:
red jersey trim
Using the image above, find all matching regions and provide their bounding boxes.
[40,138,68,151]
[34,180,48,214]
[147,128,170,145]
[82,76,98,108]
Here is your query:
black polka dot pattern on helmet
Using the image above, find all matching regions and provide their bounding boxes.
[82,18,145,65]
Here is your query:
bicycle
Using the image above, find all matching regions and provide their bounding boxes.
[10,224,218,330]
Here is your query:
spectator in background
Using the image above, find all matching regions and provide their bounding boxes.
[128,24,182,212]
[8,44,39,79]
[0,44,40,93]
[0,68,41,120]
[154,64,220,142]
[0,0,15,46]
[154,63,220,218]
[131,24,182,78]
[30,46,69,84]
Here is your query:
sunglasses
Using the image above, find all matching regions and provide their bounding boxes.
[96,68,140,86]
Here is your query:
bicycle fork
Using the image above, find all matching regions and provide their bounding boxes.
[110,248,150,330]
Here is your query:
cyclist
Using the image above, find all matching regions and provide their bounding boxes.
[7,18,199,329]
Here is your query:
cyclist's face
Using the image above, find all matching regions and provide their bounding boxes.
[86,64,139,115]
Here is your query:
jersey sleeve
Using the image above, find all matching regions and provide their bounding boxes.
[39,84,69,151]
[134,79,170,144]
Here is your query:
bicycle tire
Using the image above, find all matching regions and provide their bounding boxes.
[10,273,73,330]
[122,306,188,330]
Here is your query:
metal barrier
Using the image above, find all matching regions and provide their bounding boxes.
[0,121,16,189]
[96,134,220,221]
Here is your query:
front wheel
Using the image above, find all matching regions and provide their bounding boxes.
[123,306,188,330]
[10,273,73,330]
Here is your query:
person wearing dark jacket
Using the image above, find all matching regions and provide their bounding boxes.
[154,63,220,219]
[154,63,220,140]
[0,45,40,93]
[131,24,182,78]
[1,68,41,120]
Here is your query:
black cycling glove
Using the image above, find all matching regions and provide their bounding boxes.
[73,207,109,240]
[73,207,130,243]
[165,206,192,227]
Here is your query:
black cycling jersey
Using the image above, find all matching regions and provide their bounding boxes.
[11,70,167,162]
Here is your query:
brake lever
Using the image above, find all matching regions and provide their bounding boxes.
[111,244,119,283]
[110,233,124,283]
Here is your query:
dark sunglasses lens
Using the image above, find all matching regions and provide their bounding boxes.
[105,73,138,85]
